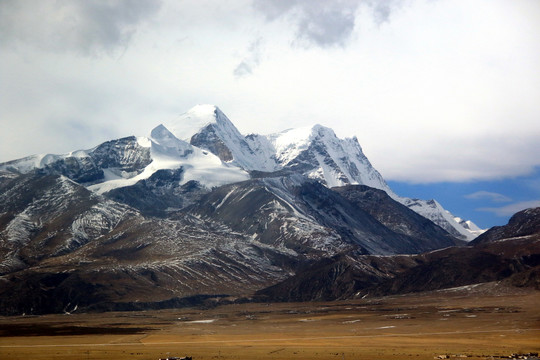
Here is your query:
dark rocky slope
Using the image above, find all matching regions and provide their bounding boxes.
[471,207,540,245]
[333,185,464,250]
[256,235,540,302]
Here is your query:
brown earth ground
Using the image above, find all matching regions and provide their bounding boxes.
[1,285,539,360]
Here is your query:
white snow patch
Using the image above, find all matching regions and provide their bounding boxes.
[185,319,217,324]
[136,136,151,147]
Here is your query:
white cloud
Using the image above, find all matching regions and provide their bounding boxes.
[464,191,512,203]
[234,37,264,78]
[478,200,540,217]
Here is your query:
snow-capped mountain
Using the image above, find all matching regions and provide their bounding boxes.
[167,105,391,190]
[0,104,481,240]
[163,105,482,240]
[0,136,152,184]
[0,104,493,315]
[164,104,269,171]
[1,120,249,196]
[267,124,393,191]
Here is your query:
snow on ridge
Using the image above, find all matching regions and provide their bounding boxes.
[89,126,249,194]
[266,124,341,166]
[453,215,486,238]
[136,136,152,148]
[454,216,483,232]
[263,124,392,194]
[162,107,391,194]
[244,134,280,172]
[340,137,395,195]
[398,198,480,241]
[0,153,68,173]
[267,126,315,165]
[150,124,193,158]
[211,107,266,170]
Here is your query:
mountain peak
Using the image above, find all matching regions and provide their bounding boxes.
[190,103,219,114]
[164,104,221,142]
[150,124,193,158]
[311,123,335,136]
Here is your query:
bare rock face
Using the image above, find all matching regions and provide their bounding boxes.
[190,124,234,162]
[90,136,152,173]
[105,169,207,217]
[41,154,103,183]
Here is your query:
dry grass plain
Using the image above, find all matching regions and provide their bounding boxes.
[1,287,539,360]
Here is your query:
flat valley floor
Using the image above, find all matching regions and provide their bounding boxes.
[1,287,539,360]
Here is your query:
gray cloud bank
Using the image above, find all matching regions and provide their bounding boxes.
[252,0,400,48]
[0,0,161,55]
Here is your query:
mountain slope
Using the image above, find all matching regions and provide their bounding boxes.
[256,235,540,302]
[398,198,477,240]
[255,253,419,302]
[189,174,461,256]
[0,171,297,314]
[0,170,135,268]
[471,207,540,245]
[333,185,464,249]
[0,166,466,314]
[256,207,540,302]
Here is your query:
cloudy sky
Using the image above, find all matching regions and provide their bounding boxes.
[1,0,539,228]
